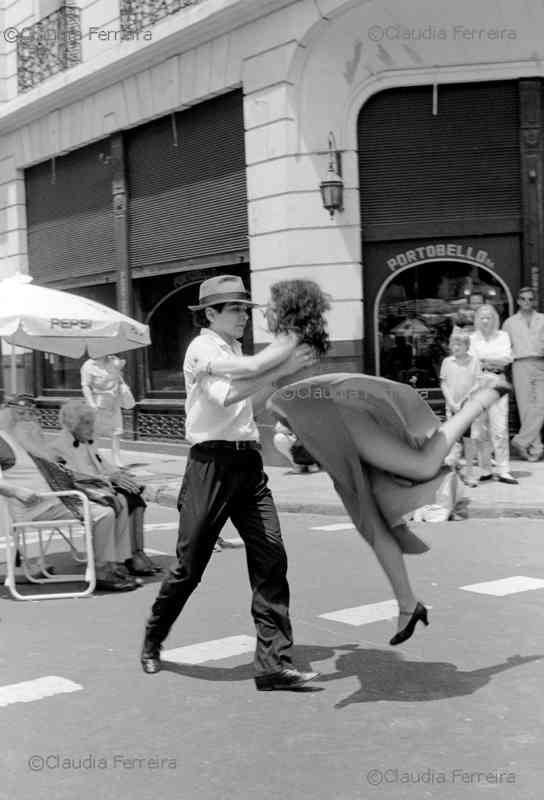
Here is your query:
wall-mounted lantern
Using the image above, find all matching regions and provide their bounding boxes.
[319,132,344,218]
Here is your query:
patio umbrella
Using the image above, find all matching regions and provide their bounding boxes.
[0,274,150,392]
[0,274,150,358]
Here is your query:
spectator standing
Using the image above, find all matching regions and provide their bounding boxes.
[81,355,134,468]
[469,305,517,484]
[439,332,482,485]
[502,287,544,461]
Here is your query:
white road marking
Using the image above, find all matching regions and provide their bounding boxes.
[310,523,355,531]
[144,548,170,556]
[163,635,256,665]
[320,600,399,626]
[460,576,544,596]
[0,676,83,708]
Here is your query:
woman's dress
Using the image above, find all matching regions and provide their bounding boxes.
[268,373,452,554]
[81,359,123,436]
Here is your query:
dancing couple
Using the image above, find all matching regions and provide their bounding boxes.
[141,275,509,687]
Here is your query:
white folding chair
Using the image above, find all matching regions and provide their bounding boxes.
[1,486,96,601]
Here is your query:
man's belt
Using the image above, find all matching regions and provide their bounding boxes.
[197,440,261,451]
[482,368,505,375]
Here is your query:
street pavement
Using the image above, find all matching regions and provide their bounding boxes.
[2,509,544,800]
[110,439,544,519]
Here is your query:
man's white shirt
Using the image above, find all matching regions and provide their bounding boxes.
[183,328,259,444]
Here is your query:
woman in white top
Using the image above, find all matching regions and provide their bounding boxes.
[80,356,129,467]
[469,305,517,484]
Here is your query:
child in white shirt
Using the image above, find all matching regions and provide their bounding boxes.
[440,332,482,485]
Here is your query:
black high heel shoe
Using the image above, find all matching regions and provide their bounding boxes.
[389,602,429,646]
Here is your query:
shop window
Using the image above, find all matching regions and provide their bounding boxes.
[41,283,117,392]
[377,262,511,389]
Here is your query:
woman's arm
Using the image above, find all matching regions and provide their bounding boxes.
[199,334,299,379]
[479,335,513,369]
[223,346,317,408]
[81,384,97,410]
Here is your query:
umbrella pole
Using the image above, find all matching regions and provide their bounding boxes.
[10,344,17,393]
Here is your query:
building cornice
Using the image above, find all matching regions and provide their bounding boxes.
[0,0,295,137]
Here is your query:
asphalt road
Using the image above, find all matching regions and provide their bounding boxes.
[2,507,544,800]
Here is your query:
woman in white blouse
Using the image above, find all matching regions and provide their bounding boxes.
[469,305,517,484]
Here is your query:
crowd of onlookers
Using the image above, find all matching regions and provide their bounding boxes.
[440,286,544,487]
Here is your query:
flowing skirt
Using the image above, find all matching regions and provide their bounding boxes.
[268,373,452,554]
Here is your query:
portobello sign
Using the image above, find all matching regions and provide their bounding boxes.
[386,242,495,272]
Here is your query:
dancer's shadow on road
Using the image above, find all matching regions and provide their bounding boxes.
[159,643,542,707]
[298,646,542,709]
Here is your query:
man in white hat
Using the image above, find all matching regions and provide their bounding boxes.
[141,275,319,690]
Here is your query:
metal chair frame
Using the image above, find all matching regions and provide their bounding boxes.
[2,490,96,601]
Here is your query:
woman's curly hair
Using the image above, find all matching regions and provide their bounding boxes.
[269,280,331,355]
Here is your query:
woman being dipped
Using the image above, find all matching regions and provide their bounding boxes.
[201,279,510,646]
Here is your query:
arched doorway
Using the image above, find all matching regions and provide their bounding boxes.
[375,259,513,390]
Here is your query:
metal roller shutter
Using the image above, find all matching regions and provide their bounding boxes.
[358,81,521,240]
[126,90,248,268]
[25,138,115,283]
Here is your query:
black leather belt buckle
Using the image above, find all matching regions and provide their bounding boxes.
[201,440,260,451]
[234,441,260,451]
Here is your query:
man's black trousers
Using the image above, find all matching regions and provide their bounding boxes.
[145,445,294,675]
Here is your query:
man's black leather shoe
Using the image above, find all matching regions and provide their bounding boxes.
[255,668,319,691]
[140,640,162,674]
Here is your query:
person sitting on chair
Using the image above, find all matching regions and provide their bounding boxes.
[0,394,140,592]
[51,398,160,577]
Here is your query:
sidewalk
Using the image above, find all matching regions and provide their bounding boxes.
[113,441,544,519]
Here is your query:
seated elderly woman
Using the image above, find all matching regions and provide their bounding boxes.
[51,398,159,577]
[0,394,140,591]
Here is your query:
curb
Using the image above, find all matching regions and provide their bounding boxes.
[147,486,544,519]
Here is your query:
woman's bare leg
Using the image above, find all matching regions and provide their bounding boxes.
[348,383,507,482]
[371,522,418,630]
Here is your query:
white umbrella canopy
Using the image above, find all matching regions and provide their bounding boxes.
[0,274,150,358]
